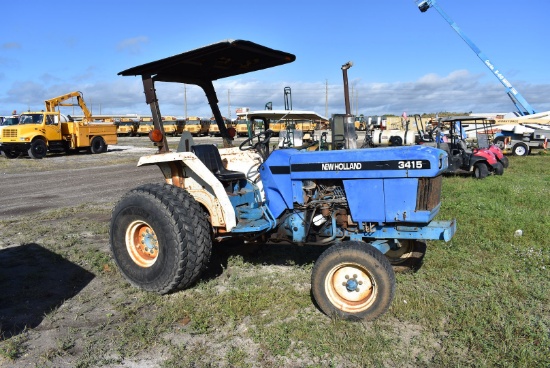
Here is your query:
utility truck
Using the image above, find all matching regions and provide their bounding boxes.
[0,91,117,159]
[110,40,456,321]
[492,120,549,156]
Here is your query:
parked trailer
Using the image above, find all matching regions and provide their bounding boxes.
[492,121,550,156]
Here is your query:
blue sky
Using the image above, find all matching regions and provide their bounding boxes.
[1,0,549,118]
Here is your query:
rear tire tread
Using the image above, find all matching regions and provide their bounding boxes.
[110,183,211,294]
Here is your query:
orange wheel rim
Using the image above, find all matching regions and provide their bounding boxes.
[125,220,159,267]
[324,263,376,313]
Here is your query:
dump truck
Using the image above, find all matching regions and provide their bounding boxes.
[0,91,117,159]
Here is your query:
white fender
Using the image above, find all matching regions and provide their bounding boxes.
[136,148,264,232]
[137,152,237,231]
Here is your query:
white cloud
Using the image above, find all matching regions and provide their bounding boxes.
[2,42,21,50]
[2,70,549,117]
[116,36,149,55]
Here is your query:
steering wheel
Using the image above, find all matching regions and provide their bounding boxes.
[239,130,273,151]
[239,129,274,160]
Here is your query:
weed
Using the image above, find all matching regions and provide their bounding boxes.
[0,332,28,361]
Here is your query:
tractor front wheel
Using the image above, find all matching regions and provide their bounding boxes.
[311,241,395,321]
[110,183,212,294]
[385,240,427,273]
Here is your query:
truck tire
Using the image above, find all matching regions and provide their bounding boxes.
[110,183,212,294]
[1,150,20,159]
[473,162,489,179]
[493,136,506,150]
[385,240,426,273]
[512,142,529,156]
[311,241,395,321]
[90,136,106,154]
[28,139,47,159]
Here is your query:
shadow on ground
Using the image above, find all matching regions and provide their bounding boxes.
[202,240,328,282]
[0,243,95,339]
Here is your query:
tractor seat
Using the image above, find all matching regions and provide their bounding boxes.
[192,144,246,182]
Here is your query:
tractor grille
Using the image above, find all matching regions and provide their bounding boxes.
[2,129,18,138]
[416,175,442,211]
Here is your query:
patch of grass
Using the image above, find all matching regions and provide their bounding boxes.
[0,332,28,361]
[226,346,250,367]
[404,154,550,366]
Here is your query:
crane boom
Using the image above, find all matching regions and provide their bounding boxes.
[417,0,537,116]
[44,91,94,121]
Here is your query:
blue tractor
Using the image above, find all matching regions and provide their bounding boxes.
[110,40,456,321]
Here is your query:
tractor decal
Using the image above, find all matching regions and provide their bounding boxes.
[321,162,362,171]
[290,159,431,172]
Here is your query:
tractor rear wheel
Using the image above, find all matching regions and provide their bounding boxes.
[110,183,212,294]
[311,241,395,321]
[385,240,427,273]
[473,162,489,179]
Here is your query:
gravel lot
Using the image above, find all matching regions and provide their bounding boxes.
[0,135,234,220]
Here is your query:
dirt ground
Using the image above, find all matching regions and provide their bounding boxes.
[0,140,182,367]
[0,149,162,221]
[1,137,281,367]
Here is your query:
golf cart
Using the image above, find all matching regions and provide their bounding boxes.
[421,116,505,179]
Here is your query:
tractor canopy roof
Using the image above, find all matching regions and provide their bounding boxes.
[118,39,296,84]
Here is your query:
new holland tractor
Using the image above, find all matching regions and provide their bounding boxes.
[110,40,456,321]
